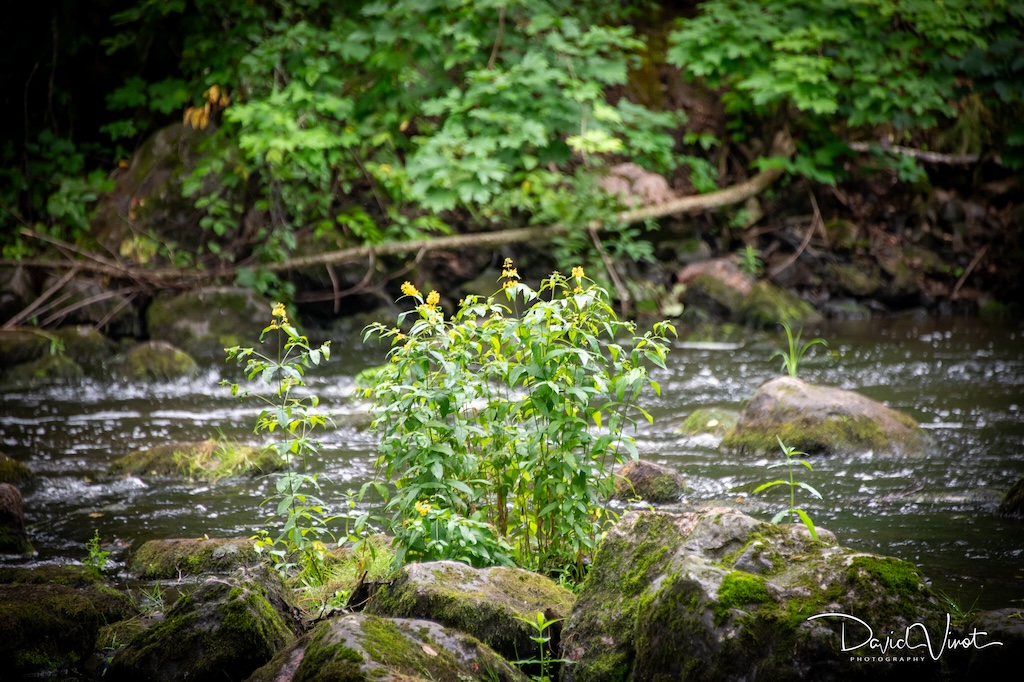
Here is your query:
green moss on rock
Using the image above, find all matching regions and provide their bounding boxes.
[0,451,33,486]
[5,352,84,385]
[146,287,272,363]
[612,459,686,503]
[677,408,738,437]
[128,537,260,579]
[997,476,1024,518]
[0,328,52,368]
[738,280,819,329]
[110,440,281,482]
[120,340,197,381]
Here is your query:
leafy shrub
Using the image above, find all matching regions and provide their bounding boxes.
[364,263,674,575]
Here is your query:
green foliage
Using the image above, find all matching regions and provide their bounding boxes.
[752,436,823,539]
[364,264,674,575]
[225,303,362,580]
[736,244,763,277]
[668,0,1024,180]
[770,321,826,378]
[513,611,567,682]
[84,530,110,578]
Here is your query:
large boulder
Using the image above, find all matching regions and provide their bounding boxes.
[128,537,261,579]
[5,352,84,385]
[106,565,302,682]
[247,613,527,682]
[366,560,575,667]
[0,483,33,555]
[146,286,273,363]
[560,508,957,682]
[0,327,53,368]
[0,565,132,676]
[53,325,118,367]
[721,376,929,456]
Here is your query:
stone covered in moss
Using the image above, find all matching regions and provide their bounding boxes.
[110,440,281,482]
[0,327,53,368]
[997,476,1024,518]
[0,451,33,486]
[128,537,260,579]
[721,376,929,456]
[738,279,820,328]
[248,613,527,682]
[5,352,84,385]
[0,566,132,675]
[119,340,198,381]
[146,286,273,362]
[561,508,949,682]
[612,459,686,503]
[676,408,739,437]
[53,324,118,367]
[107,565,301,682]
[366,560,575,666]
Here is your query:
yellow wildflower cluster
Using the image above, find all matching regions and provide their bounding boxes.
[501,257,520,281]
[572,266,585,279]
[401,281,421,298]
[414,500,432,516]
[268,302,288,329]
[426,290,440,307]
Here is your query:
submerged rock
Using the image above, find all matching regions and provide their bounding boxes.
[721,376,929,456]
[0,565,132,676]
[110,439,281,482]
[613,459,686,503]
[560,508,951,682]
[366,560,575,667]
[676,408,739,437]
[0,482,33,555]
[248,612,527,682]
[107,565,301,682]
[128,537,260,579]
[119,340,198,381]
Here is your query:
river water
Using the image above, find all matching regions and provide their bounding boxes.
[1,317,1022,610]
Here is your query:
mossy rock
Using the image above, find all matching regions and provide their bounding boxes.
[613,459,686,503]
[366,560,575,667]
[561,508,948,682]
[110,440,281,482]
[0,327,54,368]
[826,261,884,297]
[0,569,132,676]
[997,476,1024,518]
[106,565,300,682]
[248,613,527,682]
[128,537,260,579]
[676,408,739,437]
[737,280,819,329]
[353,363,389,391]
[721,376,929,457]
[53,325,118,367]
[119,340,198,381]
[0,451,34,487]
[146,286,273,363]
[5,352,84,385]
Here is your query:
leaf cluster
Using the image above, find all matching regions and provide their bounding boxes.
[753,436,823,540]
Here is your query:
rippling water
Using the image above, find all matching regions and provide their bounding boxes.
[2,317,1022,609]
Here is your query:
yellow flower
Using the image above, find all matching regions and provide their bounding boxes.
[426,290,440,307]
[414,500,431,516]
[401,281,420,298]
[271,302,287,318]
[501,257,520,280]
[571,266,585,279]
[503,257,514,270]
[573,286,584,294]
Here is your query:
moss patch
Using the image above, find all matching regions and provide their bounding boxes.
[128,537,260,579]
[111,440,281,482]
[0,451,33,486]
[738,280,819,329]
[120,340,197,381]
[677,408,738,436]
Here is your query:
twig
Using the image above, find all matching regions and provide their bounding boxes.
[848,141,988,166]
[951,245,989,300]
[487,8,506,70]
[769,190,822,279]
[40,288,136,328]
[4,266,80,328]
[588,227,630,318]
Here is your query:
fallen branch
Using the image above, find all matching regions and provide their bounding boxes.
[848,141,986,166]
